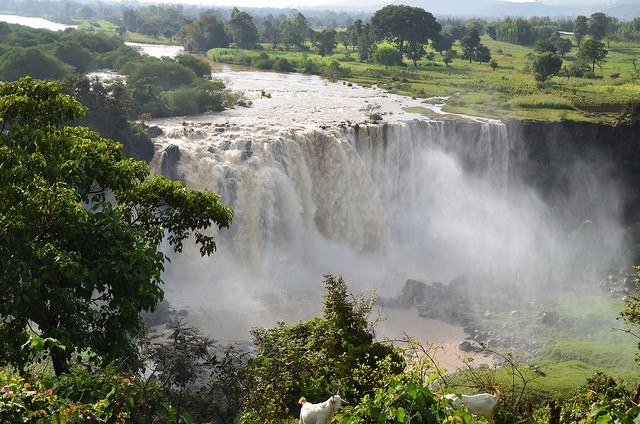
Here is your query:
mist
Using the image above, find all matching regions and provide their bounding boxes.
[152,117,628,343]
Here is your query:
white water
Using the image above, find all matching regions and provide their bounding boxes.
[0,14,76,31]
[149,68,625,348]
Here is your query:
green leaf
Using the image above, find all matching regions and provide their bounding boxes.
[396,407,407,423]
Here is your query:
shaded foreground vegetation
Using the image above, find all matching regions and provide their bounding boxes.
[2,271,640,423]
[1,4,640,423]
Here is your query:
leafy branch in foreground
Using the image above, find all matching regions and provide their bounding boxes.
[0,77,233,376]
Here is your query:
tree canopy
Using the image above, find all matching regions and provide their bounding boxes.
[578,38,608,73]
[181,12,230,53]
[0,77,233,375]
[532,51,563,81]
[370,5,441,56]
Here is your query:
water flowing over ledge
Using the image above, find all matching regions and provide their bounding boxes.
[147,69,625,363]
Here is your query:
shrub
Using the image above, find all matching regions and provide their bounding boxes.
[242,274,405,422]
[373,46,404,67]
[322,60,350,80]
[251,52,273,69]
[338,374,470,424]
[273,57,294,72]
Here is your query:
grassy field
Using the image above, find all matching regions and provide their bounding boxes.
[447,291,640,402]
[209,36,640,124]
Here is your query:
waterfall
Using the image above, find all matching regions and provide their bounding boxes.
[150,118,624,340]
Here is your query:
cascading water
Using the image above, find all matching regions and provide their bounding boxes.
[138,64,628,349]
[149,109,625,342]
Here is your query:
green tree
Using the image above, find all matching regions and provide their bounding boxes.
[578,38,608,73]
[244,274,404,421]
[443,49,455,66]
[460,28,481,63]
[281,12,309,50]
[60,74,154,161]
[122,8,140,33]
[534,38,557,54]
[356,22,374,61]
[0,78,233,375]
[0,47,69,81]
[551,36,573,56]
[574,15,588,46]
[175,54,212,79]
[313,28,337,57]
[54,41,93,74]
[433,32,455,54]
[181,12,229,53]
[474,44,492,63]
[259,15,280,49]
[588,12,611,42]
[228,7,258,49]
[405,40,426,66]
[370,5,441,56]
[532,51,563,81]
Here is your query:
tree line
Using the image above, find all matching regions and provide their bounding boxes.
[0,21,246,150]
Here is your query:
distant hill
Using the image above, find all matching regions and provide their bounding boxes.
[328,0,640,19]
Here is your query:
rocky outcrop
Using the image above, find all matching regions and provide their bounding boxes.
[506,120,640,226]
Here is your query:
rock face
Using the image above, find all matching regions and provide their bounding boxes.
[506,120,640,226]
[381,277,540,357]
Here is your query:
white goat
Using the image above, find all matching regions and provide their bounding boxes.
[298,394,347,424]
[445,386,500,424]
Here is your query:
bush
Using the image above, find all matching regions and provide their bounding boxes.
[273,57,294,72]
[243,274,405,422]
[176,54,212,78]
[251,52,274,69]
[374,46,404,67]
[560,372,640,423]
[322,60,351,80]
[338,374,470,424]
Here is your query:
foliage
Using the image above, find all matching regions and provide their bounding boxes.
[229,7,259,50]
[280,12,310,50]
[374,45,404,67]
[54,40,93,74]
[460,29,484,63]
[560,372,640,423]
[243,274,405,422]
[617,98,640,126]
[578,39,608,73]
[181,12,229,53]
[60,74,154,161]
[313,28,337,57]
[370,5,441,57]
[532,52,563,82]
[0,46,69,81]
[175,54,212,78]
[495,17,535,46]
[338,373,470,424]
[0,78,233,375]
[621,266,640,358]
[589,13,612,42]
[321,60,351,80]
[574,16,589,47]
